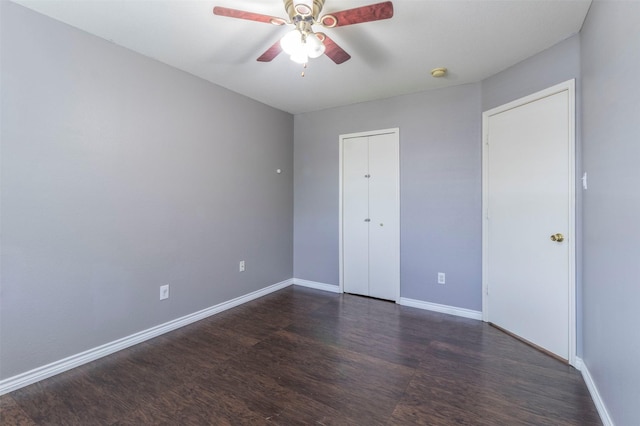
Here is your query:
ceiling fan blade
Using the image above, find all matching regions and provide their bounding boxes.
[322,35,351,64]
[213,6,286,25]
[321,1,393,27]
[257,40,283,62]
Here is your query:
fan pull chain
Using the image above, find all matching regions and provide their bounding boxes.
[301,63,307,77]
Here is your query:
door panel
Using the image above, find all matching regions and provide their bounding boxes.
[342,137,369,296]
[486,90,571,359]
[368,133,400,300]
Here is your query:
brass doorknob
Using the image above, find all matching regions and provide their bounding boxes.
[550,233,565,242]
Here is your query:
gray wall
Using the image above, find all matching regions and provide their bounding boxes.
[294,84,482,310]
[481,35,581,111]
[0,2,293,380]
[581,1,640,424]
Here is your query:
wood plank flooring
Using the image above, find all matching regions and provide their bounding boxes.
[1,286,601,425]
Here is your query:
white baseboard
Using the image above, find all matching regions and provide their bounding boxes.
[0,279,293,396]
[577,357,614,426]
[293,278,341,293]
[574,357,584,371]
[399,297,483,320]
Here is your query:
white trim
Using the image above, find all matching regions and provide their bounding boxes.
[0,279,293,396]
[482,100,491,320]
[481,79,577,366]
[339,133,344,294]
[293,278,342,293]
[339,127,401,302]
[573,357,584,371]
[399,297,483,320]
[578,358,614,426]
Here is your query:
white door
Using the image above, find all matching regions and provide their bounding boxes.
[483,81,575,363]
[342,136,370,296]
[368,133,400,299]
[340,129,400,301]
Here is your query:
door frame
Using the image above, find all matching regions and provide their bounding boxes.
[481,80,576,365]
[339,128,400,302]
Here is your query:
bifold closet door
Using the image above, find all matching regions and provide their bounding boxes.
[341,130,399,301]
[342,136,369,296]
[368,133,399,300]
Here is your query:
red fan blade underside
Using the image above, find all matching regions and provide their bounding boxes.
[213,6,285,25]
[257,40,283,62]
[322,35,351,64]
[330,1,393,27]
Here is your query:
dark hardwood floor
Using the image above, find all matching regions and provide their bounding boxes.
[1,286,601,425]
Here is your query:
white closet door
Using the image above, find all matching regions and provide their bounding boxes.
[368,133,400,300]
[341,129,399,301]
[342,137,370,296]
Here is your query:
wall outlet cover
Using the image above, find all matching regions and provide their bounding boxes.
[160,285,169,300]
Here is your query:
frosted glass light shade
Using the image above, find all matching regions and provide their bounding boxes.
[281,30,303,55]
[290,50,309,64]
[306,33,326,58]
[281,29,325,63]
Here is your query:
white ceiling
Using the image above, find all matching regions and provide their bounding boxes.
[12,0,592,114]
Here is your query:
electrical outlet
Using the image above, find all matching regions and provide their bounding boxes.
[160,284,169,300]
[437,272,446,285]
[239,260,245,272]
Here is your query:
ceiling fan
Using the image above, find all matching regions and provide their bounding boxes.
[213,0,394,65]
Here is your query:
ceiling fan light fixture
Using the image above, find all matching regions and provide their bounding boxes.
[281,30,309,63]
[281,28,325,63]
[305,33,326,58]
[215,1,395,65]
[280,29,303,55]
[290,50,309,64]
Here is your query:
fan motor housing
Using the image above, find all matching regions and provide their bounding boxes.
[284,0,326,21]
